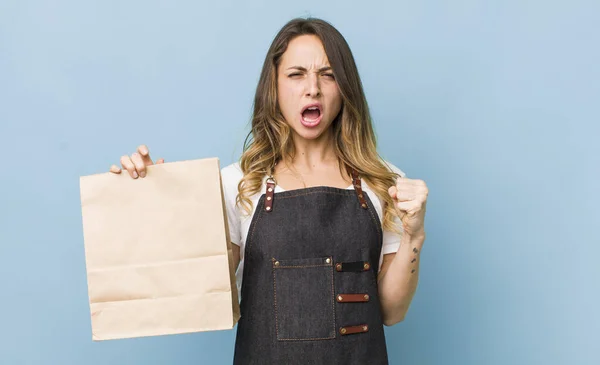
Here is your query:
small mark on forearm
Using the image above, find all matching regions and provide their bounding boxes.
[413,247,419,254]
[411,258,416,263]
[411,269,416,273]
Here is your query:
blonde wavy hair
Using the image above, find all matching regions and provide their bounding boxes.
[237,17,402,233]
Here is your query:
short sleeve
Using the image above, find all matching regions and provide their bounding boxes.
[381,161,407,255]
[221,163,243,246]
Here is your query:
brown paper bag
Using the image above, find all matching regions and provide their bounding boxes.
[79,157,240,341]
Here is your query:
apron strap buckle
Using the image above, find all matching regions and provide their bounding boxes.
[264,177,276,212]
[349,168,368,209]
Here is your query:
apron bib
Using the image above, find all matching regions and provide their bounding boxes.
[233,170,389,364]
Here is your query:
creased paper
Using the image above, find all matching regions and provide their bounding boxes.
[80,157,240,341]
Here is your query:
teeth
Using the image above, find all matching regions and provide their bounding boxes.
[307,107,319,110]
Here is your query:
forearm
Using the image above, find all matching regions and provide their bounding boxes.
[377,230,426,326]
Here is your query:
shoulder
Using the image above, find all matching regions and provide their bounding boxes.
[381,159,407,179]
[361,159,406,214]
[221,162,244,188]
[220,162,244,205]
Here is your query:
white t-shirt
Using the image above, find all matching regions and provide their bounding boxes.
[221,161,407,296]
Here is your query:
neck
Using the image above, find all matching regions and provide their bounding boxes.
[287,129,337,172]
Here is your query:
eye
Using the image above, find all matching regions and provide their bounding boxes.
[288,72,303,78]
[322,73,335,79]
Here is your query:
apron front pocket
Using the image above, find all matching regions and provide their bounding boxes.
[272,256,335,341]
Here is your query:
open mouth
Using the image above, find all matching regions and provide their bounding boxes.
[301,104,323,127]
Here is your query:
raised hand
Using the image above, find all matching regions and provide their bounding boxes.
[109,144,164,179]
[388,177,428,237]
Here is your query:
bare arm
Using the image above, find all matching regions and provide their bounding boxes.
[377,231,426,326]
[377,172,428,326]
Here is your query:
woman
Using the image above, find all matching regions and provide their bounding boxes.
[111,17,428,365]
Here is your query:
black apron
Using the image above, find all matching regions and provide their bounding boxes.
[233,170,389,364]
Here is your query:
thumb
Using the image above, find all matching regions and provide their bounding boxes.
[388,185,398,200]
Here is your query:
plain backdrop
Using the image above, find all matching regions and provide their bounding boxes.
[1,0,598,364]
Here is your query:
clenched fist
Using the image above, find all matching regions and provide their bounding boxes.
[388,177,428,237]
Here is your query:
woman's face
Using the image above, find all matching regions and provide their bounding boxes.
[277,35,342,141]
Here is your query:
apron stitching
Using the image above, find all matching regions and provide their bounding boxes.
[278,336,335,341]
[272,262,337,341]
[274,264,330,269]
[330,263,336,339]
[272,261,279,340]
[276,190,355,199]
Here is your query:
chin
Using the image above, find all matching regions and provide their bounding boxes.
[295,131,322,140]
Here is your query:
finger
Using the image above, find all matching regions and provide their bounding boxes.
[156,158,165,164]
[396,200,422,214]
[131,152,147,178]
[395,182,428,198]
[109,165,122,174]
[137,144,154,166]
[120,155,138,179]
[388,186,398,199]
[396,178,427,188]
[393,189,417,202]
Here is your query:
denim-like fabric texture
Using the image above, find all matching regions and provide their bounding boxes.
[233,186,389,365]
[273,257,336,340]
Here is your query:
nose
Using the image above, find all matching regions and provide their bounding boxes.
[304,73,321,98]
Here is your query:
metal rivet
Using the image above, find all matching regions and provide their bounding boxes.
[274,261,279,266]
[358,194,363,198]
[267,196,271,201]
[361,203,367,209]
[363,263,370,270]
[267,187,273,192]
[338,295,344,302]
[364,294,369,300]
[362,325,368,331]
[325,258,331,264]
[266,206,271,211]
[340,328,347,334]
[336,263,342,271]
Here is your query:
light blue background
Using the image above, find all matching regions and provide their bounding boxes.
[1,0,598,364]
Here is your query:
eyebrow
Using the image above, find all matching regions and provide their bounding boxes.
[286,66,332,72]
